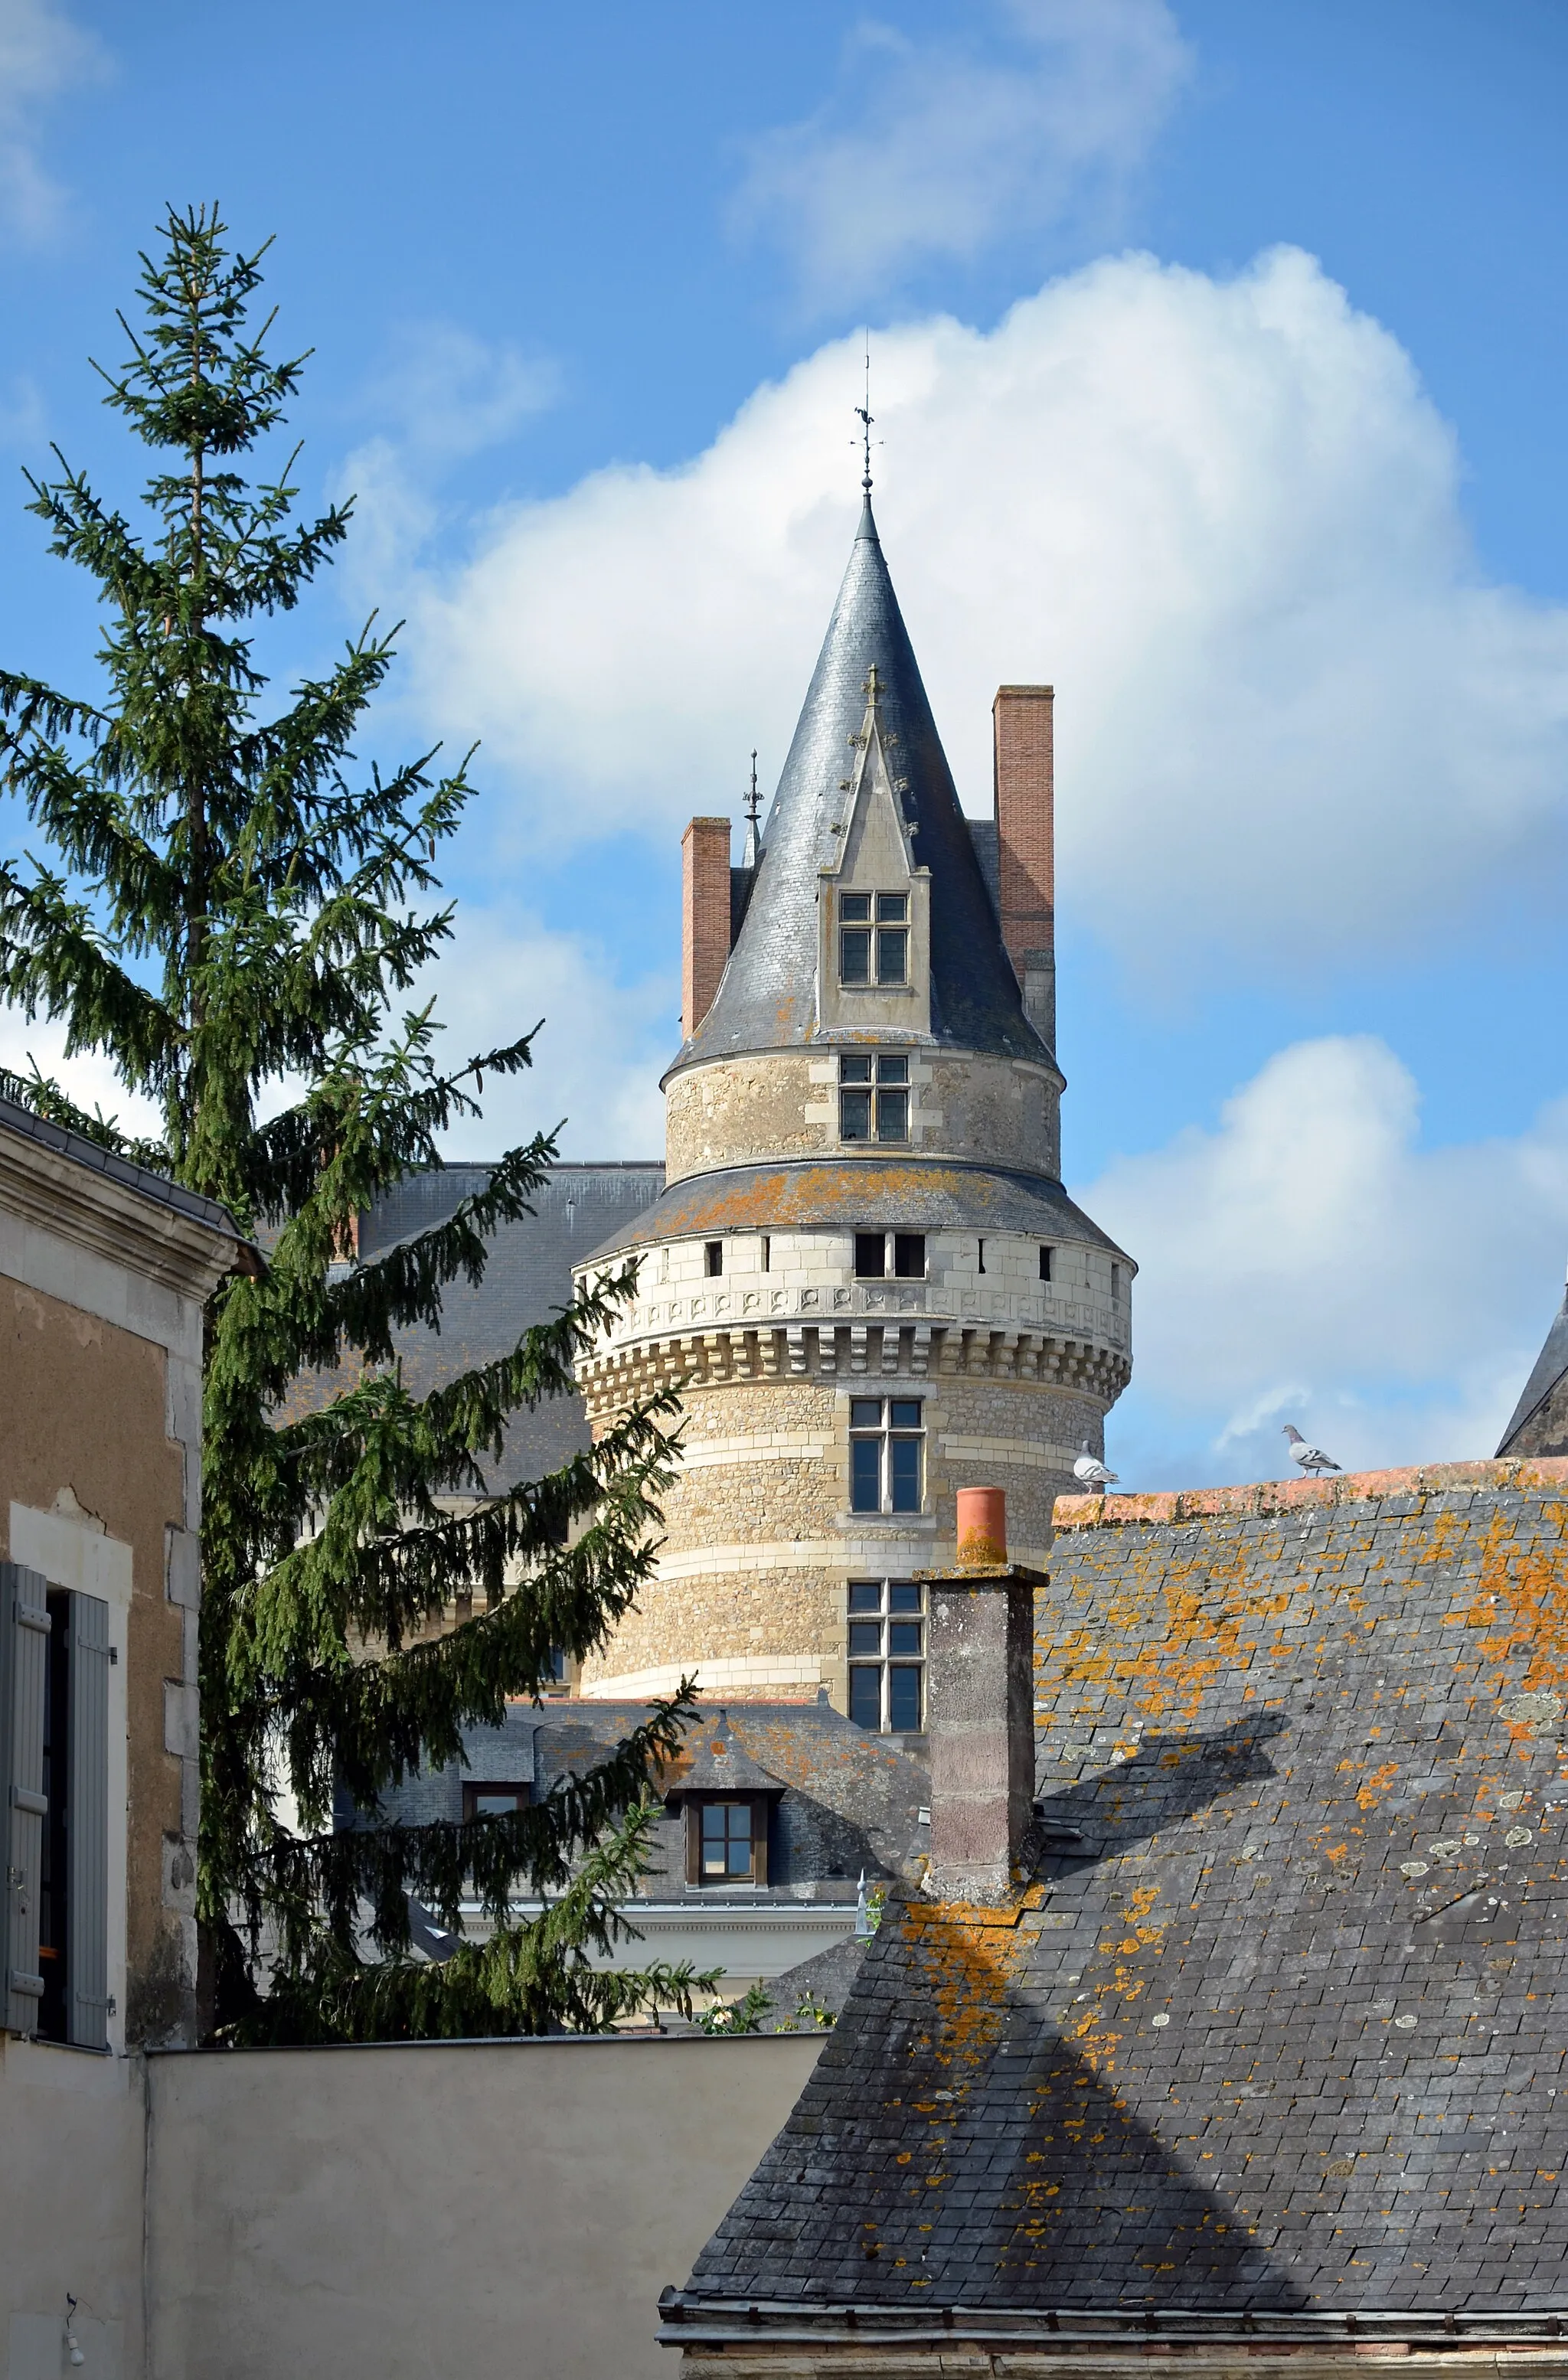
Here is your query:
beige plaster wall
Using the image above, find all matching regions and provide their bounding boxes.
[0,2036,145,2380]
[0,1273,193,2043]
[663,1048,1062,1183]
[145,2036,824,2380]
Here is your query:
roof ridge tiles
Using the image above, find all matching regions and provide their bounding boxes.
[1053,1457,1568,1529]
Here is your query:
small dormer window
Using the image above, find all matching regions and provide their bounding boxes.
[840,893,908,987]
[874,893,907,983]
[686,1799,767,1885]
[462,1782,531,1820]
[840,1053,908,1142]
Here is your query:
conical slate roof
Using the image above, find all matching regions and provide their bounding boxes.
[1496,1282,1568,1455]
[675,499,1050,1071]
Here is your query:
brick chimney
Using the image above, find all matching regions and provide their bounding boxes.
[992,686,1055,1052]
[681,816,733,1040]
[917,1489,1042,1905]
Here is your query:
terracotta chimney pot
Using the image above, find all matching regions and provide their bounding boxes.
[956,1486,1007,1567]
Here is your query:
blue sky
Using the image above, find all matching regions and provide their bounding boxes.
[3,0,1568,1486]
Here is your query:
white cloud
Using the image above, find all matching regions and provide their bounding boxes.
[0,1007,163,1143]
[408,245,1568,981]
[363,324,559,466]
[335,324,559,589]
[0,0,106,241]
[732,0,1191,311]
[413,906,672,1163]
[0,910,670,1170]
[1083,1035,1568,1485]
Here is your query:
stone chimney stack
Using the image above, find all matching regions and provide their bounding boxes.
[681,816,733,1040]
[992,686,1055,1053]
[918,1489,1041,1905]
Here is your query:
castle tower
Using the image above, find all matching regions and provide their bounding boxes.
[574,498,1132,1720]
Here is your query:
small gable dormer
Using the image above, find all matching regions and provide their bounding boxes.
[816,668,932,1037]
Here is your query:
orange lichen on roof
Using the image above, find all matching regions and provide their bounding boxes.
[882,1898,1039,2272]
[607,1159,1100,1244]
[1034,1526,1380,1735]
[1443,1508,1568,1693]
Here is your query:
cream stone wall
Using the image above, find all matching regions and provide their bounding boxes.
[585,988,1129,1710]
[594,1224,1128,1355]
[577,1219,1124,1704]
[579,1363,1099,1707]
[662,1048,1063,1183]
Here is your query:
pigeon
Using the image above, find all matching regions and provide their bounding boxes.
[1073,1439,1119,1491]
[1282,1424,1341,1477]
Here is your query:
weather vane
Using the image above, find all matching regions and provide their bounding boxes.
[853,330,880,495]
[742,748,762,866]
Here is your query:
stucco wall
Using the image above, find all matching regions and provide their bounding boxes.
[1,2036,145,2380]
[145,2035,823,2380]
[0,1271,197,2044]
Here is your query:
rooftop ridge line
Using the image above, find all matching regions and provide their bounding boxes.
[1053,1454,1568,1529]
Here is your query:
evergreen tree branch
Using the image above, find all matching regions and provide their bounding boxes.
[0,859,178,1083]
[0,1057,172,1171]
[3,202,691,2042]
[226,1798,720,2044]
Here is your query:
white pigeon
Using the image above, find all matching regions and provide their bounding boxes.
[1282,1423,1341,1477]
[1073,1439,1119,1491]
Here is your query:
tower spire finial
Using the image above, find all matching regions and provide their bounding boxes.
[854,330,877,498]
[741,747,762,868]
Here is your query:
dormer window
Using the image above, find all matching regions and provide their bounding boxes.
[840,893,908,987]
[685,1799,769,1885]
[840,1053,908,1142]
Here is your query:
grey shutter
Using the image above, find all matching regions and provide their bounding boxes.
[0,1563,50,2033]
[67,1591,111,2050]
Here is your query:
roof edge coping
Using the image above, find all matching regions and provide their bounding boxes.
[1054,1456,1568,1530]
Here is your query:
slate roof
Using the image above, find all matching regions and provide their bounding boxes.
[584,1157,1127,1265]
[1497,1284,1568,1457]
[656,1713,791,1799]
[666,1462,1568,2346]
[674,499,1048,1076]
[366,1695,930,1898]
[283,1161,664,1481]
[0,1089,243,1242]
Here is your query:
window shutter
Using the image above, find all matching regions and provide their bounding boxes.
[67,1591,111,2050]
[0,1563,50,2033]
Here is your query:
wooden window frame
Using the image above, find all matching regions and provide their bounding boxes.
[684,1796,768,1887]
[461,1781,532,1823]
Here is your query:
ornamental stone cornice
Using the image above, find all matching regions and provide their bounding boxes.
[0,1103,247,1304]
[577,1316,1131,1419]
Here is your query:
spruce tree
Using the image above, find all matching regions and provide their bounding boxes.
[0,205,704,2040]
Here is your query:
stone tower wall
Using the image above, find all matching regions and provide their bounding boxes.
[576,1220,1127,1707]
[662,1050,1063,1185]
[577,1367,1105,1704]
